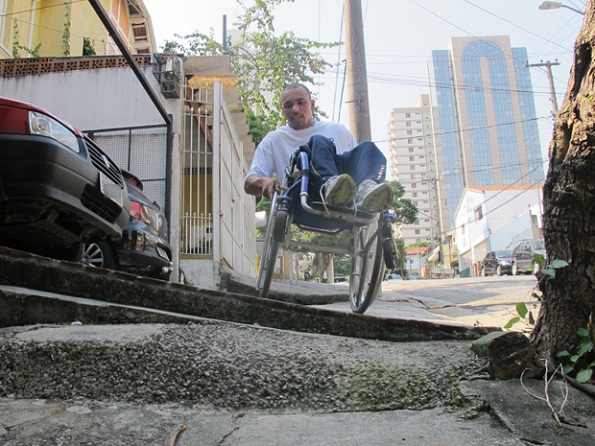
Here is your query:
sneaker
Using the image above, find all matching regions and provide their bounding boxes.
[355,179,393,212]
[320,174,356,206]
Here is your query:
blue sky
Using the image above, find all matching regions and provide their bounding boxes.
[143,0,586,171]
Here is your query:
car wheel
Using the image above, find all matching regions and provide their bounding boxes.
[496,265,503,276]
[80,241,119,270]
[481,267,487,277]
[512,263,519,276]
[532,262,541,275]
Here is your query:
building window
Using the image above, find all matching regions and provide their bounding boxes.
[475,206,484,220]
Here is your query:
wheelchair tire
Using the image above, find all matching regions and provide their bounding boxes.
[349,217,385,314]
[256,200,288,298]
[382,237,398,270]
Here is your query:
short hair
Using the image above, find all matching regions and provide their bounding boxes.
[283,83,311,99]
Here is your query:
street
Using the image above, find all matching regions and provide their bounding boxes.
[324,274,540,330]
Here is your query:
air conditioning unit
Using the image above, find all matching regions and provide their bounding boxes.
[152,54,182,98]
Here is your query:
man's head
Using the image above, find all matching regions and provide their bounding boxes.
[282,83,315,130]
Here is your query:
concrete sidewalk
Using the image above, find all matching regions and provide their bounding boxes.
[1,322,594,446]
[1,373,594,445]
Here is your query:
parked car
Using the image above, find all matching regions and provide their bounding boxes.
[385,273,403,281]
[80,171,173,280]
[480,250,512,276]
[407,273,425,280]
[511,239,546,275]
[0,96,129,261]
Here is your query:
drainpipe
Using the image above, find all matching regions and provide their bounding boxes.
[27,0,41,53]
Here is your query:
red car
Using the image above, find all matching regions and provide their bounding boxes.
[0,96,130,261]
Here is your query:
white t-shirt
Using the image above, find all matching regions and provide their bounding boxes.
[245,121,357,181]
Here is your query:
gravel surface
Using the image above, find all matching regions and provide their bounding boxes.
[0,322,481,412]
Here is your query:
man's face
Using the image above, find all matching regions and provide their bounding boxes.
[282,87,315,130]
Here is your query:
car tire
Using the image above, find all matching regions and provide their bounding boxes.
[80,241,119,270]
[481,267,487,277]
[512,263,519,276]
[496,265,503,276]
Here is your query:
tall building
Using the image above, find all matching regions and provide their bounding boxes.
[431,36,544,232]
[388,94,443,247]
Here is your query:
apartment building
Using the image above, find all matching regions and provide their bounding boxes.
[387,94,443,247]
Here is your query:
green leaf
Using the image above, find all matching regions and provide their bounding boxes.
[563,363,575,374]
[577,341,593,355]
[516,302,528,318]
[570,354,580,363]
[578,327,590,337]
[504,317,520,329]
[534,253,545,265]
[549,259,569,269]
[576,369,593,383]
[556,350,570,357]
[528,311,535,325]
[541,267,556,279]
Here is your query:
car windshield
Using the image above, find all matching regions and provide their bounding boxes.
[531,240,545,250]
[495,250,512,259]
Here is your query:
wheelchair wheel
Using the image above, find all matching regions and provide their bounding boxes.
[349,217,385,314]
[256,196,288,298]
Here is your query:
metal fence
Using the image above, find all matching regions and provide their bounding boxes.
[85,124,170,220]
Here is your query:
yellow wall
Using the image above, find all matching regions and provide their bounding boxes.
[1,0,135,58]
[183,173,213,216]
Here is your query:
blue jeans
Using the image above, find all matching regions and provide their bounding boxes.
[306,135,387,200]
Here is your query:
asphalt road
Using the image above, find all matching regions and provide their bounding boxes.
[321,274,539,330]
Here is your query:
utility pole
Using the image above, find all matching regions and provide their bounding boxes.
[525,60,561,114]
[345,0,371,142]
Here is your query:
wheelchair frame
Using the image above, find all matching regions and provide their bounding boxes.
[256,150,396,314]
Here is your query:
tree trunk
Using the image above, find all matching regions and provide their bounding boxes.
[532,1,595,360]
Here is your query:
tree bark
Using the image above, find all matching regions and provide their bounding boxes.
[532,1,595,360]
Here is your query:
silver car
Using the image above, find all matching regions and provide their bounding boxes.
[511,239,546,275]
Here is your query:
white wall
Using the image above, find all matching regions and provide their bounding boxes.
[0,66,171,129]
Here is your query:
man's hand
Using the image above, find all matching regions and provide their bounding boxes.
[244,175,280,200]
[260,178,280,200]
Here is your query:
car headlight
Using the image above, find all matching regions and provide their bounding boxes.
[29,111,80,153]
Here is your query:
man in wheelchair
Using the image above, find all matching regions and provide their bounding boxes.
[244,83,397,313]
[244,82,393,213]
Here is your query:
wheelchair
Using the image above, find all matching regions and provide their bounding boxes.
[256,148,398,314]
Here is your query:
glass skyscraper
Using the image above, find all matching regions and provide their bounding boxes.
[431,36,544,231]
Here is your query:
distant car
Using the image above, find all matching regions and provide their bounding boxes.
[511,239,546,275]
[481,250,512,276]
[0,96,129,261]
[80,171,173,280]
[385,273,403,281]
[334,276,348,283]
[407,273,424,280]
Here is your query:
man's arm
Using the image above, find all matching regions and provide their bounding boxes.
[244,174,280,201]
